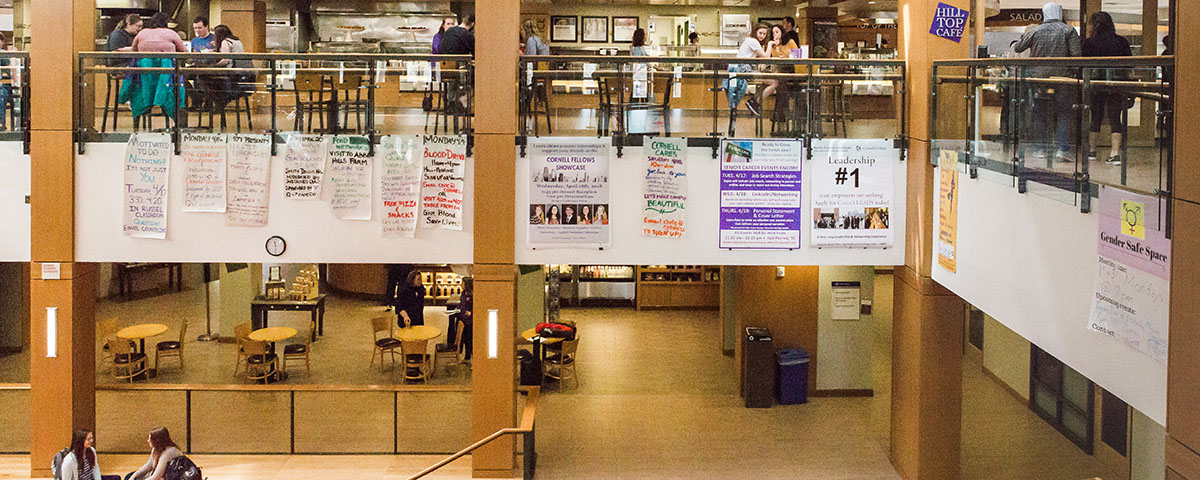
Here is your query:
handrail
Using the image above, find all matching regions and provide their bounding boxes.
[522,54,906,67]
[409,387,540,480]
[932,55,1171,67]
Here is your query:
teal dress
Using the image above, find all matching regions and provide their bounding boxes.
[118,57,185,119]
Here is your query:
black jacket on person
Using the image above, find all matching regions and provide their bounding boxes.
[397,285,426,327]
[1082,33,1132,58]
[439,26,475,55]
[106,28,135,67]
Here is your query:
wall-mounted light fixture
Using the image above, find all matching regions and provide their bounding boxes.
[487,309,499,359]
[46,307,57,358]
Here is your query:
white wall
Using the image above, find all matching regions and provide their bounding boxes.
[0,142,29,261]
[816,265,875,390]
[932,167,1167,424]
[1131,409,1166,480]
[76,142,474,263]
[982,313,1031,400]
[515,145,906,266]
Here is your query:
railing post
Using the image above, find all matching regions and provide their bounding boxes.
[172,59,182,155]
[269,58,278,155]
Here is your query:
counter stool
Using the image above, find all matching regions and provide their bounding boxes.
[101,74,127,132]
[521,79,552,136]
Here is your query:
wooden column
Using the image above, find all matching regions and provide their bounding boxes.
[220,0,267,53]
[471,0,519,476]
[28,0,96,474]
[1166,2,1200,478]
[891,0,970,478]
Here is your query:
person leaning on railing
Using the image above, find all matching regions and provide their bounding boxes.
[1014,2,1081,163]
[1082,11,1132,166]
[725,24,770,133]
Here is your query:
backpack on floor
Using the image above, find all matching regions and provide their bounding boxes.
[165,455,203,480]
[51,447,70,480]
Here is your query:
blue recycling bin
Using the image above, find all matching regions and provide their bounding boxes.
[776,348,809,405]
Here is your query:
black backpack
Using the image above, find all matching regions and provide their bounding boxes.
[165,455,203,480]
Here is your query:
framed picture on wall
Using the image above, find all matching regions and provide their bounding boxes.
[612,16,639,43]
[521,14,551,42]
[757,17,786,28]
[582,16,609,43]
[550,16,578,43]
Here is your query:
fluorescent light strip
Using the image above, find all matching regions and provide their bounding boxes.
[46,307,57,358]
[487,309,499,359]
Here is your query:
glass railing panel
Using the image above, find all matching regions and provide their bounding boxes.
[1080,66,1168,195]
[0,52,29,145]
[814,61,904,141]
[932,64,971,175]
[1012,63,1083,206]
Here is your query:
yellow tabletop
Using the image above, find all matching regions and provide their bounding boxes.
[521,327,564,345]
[249,326,298,343]
[116,323,168,340]
[394,325,441,342]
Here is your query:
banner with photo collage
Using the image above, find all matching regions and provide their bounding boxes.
[809,139,896,247]
[528,137,611,248]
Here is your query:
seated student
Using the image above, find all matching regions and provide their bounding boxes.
[124,427,181,480]
[60,429,121,480]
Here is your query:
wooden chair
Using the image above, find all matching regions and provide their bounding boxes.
[371,316,402,372]
[283,320,314,375]
[544,335,580,389]
[155,318,187,372]
[329,73,367,134]
[292,72,331,133]
[401,339,431,382]
[243,340,279,383]
[232,322,252,377]
[434,317,465,374]
[108,338,147,384]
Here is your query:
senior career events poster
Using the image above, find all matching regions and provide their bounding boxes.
[810,139,896,247]
[718,139,802,249]
[528,138,611,248]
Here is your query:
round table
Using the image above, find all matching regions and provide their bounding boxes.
[116,323,168,354]
[394,325,441,342]
[248,326,297,382]
[521,327,564,365]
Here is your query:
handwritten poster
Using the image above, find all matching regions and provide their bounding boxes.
[283,135,326,199]
[718,139,802,249]
[1088,187,1170,363]
[528,137,612,248]
[642,137,687,238]
[226,134,272,227]
[936,150,959,272]
[380,135,424,238]
[180,133,227,212]
[325,135,373,220]
[810,139,896,247]
[122,133,171,239]
[420,135,467,230]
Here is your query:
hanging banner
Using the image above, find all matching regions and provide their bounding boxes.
[642,137,687,238]
[528,137,611,248]
[420,135,467,230]
[122,133,171,239]
[380,135,424,238]
[325,135,373,220]
[717,139,802,249]
[1088,187,1170,364]
[283,134,327,200]
[180,133,227,213]
[226,134,272,227]
[936,150,959,272]
[810,139,896,247]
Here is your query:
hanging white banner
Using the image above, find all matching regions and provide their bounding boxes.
[809,138,897,247]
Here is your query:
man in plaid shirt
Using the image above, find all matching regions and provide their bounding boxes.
[1015,2,1081,162]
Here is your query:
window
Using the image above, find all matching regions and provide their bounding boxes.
[1029,344,1094,454]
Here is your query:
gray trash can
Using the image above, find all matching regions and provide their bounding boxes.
[776,348,809,405]
[742,327,774,408]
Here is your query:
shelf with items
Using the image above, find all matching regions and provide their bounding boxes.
[635,265,721,310]
[637,265,721,283]
[419,270,463,305]
[577,265,635,282]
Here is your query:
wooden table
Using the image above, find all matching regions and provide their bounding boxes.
[116,323,168,380]
[251,295,326,341]
[521,327,564,364]
[115,263,182,300]
[248,326,297,383]
[394,325,441,343]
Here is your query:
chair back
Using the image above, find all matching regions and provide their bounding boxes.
[107,338,133,356]
[559,335,580,357]
[234,322,252,345]
[331,73,364,92]
[656,75,675,108]
[243,340,268,357]
[293,73,327,95]
[401,339,428,358]
[453,318,465,350]
[177,318,188,343]
[371,316,393,339]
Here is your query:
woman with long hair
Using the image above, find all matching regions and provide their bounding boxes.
[631,28,648,56]
[759,24,797,103]
[595,205,609,225]
[579,204,593,225]
[546,204,561,225]
[457,277,474,360]
[1082,11,1132,165]
[126,427,181,480]
[397,270,427,327]
[521,20,549,55]
[61,429,113,480]
[530,205,545,225]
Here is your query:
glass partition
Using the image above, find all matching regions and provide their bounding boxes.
[0,52,30,149]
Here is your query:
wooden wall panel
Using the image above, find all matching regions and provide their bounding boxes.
[190,391,290,453]
[397,391,472,453]
[95,390,187,453]
[470,274,517,474]
[293,391,393,453]
[733,266,819,396]
[0,389,30,453]
[1169,199,1200,456]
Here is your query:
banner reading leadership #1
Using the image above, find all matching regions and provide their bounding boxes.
[810,139,896,247]
[718,139,802,249]
[528,137,611,248]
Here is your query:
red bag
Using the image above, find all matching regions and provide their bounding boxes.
[536,322,576,339]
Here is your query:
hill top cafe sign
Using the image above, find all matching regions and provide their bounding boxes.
[930,3,970,42]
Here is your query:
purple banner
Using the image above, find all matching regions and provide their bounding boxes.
[718,140,803,249]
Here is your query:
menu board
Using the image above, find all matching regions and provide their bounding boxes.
[642,137,687,238]
[180,133,227,213]
[528,137,611,248]
[810,139,896,247]
[283,135,327,200]
[226,134,272,227]
[122,133,171,239]
[325,135,373,220]
[380,135,424,238]
[420,135,467,230]
[718,139,802,249]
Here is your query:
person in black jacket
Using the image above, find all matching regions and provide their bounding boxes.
[397,271,426,328]
[1082,12,1132,165]
[437,15,475,119]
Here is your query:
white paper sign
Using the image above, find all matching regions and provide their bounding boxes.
[642,137,687,238]
[528,137,612,248]
[420,135,467,230]
[283,135,327,200]
[180,133,227,212]
[226,134,272,227]
[123,133,171,239]
[325,135,373,220]
[810,139,897,247]
[380,135,424,238]
[831,281,861,320]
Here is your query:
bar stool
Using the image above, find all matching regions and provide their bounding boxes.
[101,74,126,132]
[521,79,552,136]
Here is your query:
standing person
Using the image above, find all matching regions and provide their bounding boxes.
[124,12,187,124]
[630,28,648,56]
[521,20,549,55]
[432,17,457,54]
[686,32,701,57]
[781,16,801,48]
[60,429,118,480]
[456,277,474,361]
[726,24,770,128]
[124,427,181,480]
[1014,2,1082,162]
[1082,12,1132,165]
[190,17,214,52]
[437,16,475,116]
[396,271,427,328]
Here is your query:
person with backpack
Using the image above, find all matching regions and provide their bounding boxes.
[57,429,120,480]
[124,427,181,480]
